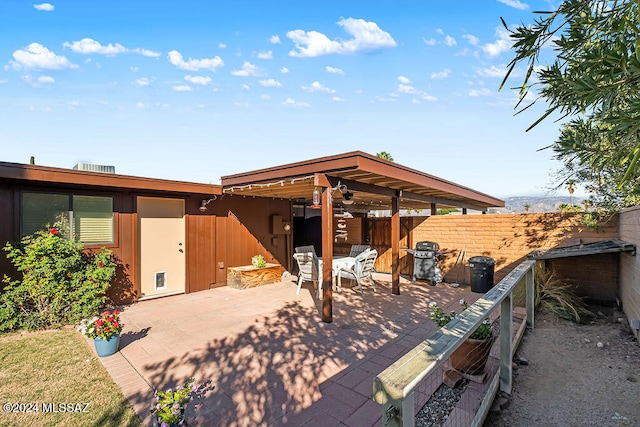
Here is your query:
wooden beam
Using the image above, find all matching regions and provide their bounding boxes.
[321,185,333,323]
[391,194,400,295]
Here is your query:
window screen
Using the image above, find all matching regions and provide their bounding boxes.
[21,192,114,244]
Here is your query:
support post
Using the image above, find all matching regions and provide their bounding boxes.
[430,203,437,216]
[526,263,535,329]
[391,194,400,295]
[321,185,333,323]
[500,293,513,394]
[381,393,415,427]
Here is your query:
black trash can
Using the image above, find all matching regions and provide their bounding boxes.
[469,256,495,293]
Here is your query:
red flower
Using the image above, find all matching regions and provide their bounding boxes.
[96,319,103,326]
[89,278,95,282]
[113,310,120,315]
[97,262,104,267]
[108,316,114,322]
[49,228,58,235]
[112,321,119,329]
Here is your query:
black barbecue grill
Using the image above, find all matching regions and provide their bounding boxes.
[405,241,441,285]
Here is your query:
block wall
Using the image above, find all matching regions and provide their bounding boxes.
[619,206,640,336]
[411,212,620,301]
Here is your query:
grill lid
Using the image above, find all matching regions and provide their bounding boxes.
[415,241,439,251]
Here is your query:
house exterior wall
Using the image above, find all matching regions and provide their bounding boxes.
[0,179,292,304]
[370,212,620,302]
[619,206,640,336]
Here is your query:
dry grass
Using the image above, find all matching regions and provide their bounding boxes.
[0,329,142,427]
[534,262,594,323]
[511,262,594,323]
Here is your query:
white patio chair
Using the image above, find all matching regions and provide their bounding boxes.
[294,245,317,256]
[348,244,371,258]
[293,252,320,297]
[337,249,378,296]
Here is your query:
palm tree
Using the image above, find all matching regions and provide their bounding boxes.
[566,180,577,206]
[376,152,394,161]
[524,204,531,213]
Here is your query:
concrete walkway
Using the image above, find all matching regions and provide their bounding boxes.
[97,275,483,426]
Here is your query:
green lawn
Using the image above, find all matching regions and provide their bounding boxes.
[0,329,143,427]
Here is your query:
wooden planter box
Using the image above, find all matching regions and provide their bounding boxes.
[227,263,285,290]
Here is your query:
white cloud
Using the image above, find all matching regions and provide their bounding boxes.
[63,38,160,57]
[130,66,139,72]
[259,78,281,87]
[302,81,335,93]
[10,43,77,70]
[463,34,480,46]
[132,77,150,87]
[241,83,250,90]
[326,66,344,75]
[68,100,79,109]
[172,85,192,92]
[37,75,54,84]
[280,66,289,73]
[185,75,211,85]
[332,96,345,102]
[136,102,146,108]
[398,75,411,84]
[444,35,457,47]
[422,38,437,46]
[168,50,224,72]
[257,50,273,60]
[469,88,492,97]
[477,65,507,78]
[0,79,7,84]
[283,97,310,108]
[287,17,396,57]
[497,0,529,10]
[482,28,512,57]
[430,69,450,79]
[231,61,261,77]
[269,35,281,44]
[218,43,227,49]
[374,95,397,103]
[64,38,126,55]
[397,84,437,102]
[260,94,271,100]
[436,28,444,35]
[29,105,53,112]
[33,3,54,11]
[133,48,161,58]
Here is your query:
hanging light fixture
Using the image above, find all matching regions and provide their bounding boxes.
[312,186,321,208]
[342,191,354,205]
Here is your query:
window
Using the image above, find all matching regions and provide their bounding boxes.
[22,192,114,244]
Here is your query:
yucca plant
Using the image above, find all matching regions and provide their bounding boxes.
[534,262,593,324]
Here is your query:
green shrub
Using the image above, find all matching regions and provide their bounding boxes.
[0,221,116,332]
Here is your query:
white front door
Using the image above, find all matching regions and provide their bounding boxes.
[138,197,186,298]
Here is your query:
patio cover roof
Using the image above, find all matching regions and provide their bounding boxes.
[221,151,504,211]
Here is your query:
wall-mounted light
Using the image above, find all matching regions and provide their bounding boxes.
[199,196,217,212]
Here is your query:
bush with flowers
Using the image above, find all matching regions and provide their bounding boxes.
[79,310,123,339]
[0,219,116,332]
[429,299,493,340]
[151,377,197,426]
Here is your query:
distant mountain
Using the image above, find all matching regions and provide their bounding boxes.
[490,196,586,214]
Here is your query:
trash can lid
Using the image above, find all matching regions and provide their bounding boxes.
[468,256,495,265]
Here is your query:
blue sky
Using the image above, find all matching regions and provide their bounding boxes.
[0,0,569,198]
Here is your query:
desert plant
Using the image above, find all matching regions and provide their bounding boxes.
[534,262,593,323]
[251,254,267,268]
[0,220,116,332]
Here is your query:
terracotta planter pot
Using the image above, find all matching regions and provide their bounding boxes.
[450,337,493,375]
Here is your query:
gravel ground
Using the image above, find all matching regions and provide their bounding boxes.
[416,380,468,427]
[484,305,640,427]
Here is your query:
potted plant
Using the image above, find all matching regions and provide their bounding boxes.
[429,299,494,375]
[151,377,197,427]
[79,310,123,357]
[251,254,267,268]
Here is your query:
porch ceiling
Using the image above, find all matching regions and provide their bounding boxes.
[221,151,504,211]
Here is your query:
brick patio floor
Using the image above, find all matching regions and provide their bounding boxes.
[96,274,484,426]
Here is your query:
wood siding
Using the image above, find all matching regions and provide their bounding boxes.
[186,214,217,292]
